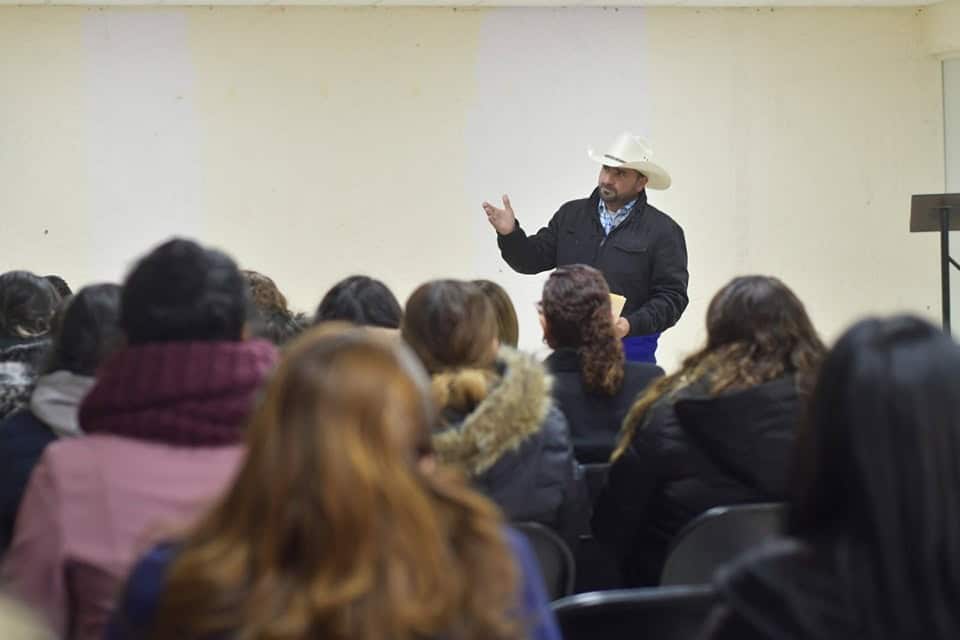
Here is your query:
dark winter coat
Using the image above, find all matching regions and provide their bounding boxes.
[592,376,802,586]
[432,348,580,537]
[701,538,857,640]
[497,189,688,336]
[545,347,663,463]
[0,410,56,553]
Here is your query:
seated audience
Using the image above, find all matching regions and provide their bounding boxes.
[592,275,825,586]
[704,316,960,640]
[2,239,277,640]
[314,275,403,329]
[402,280,578,536]
[241,269,306,345]
[473,279,519,347]
[0,272,61,420]
[540,265,663,462]
[0,283,122,553]
[106,329,560,640]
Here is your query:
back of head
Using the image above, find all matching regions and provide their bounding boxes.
[120,239,247,345]
[541,264,624,395]
[401,280,498,374]
[241,270,303,345]
[149,328,520,640]
[788,315,960,639]
[700,275,824,393]
[614,275,824,460]
[0,271,60,341]
[472,280,519,348]
[241,270,288,314]
[43,275,72,299]
[45,283,123,376]
[314,275,403,329]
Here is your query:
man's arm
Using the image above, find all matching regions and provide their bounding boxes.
[483,194,560,275]
[496,215,561,275]
[624,223,689,336]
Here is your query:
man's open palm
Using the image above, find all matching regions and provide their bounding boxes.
[482,195,517,235]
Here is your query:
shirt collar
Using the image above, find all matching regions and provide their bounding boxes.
[598,197,639,218]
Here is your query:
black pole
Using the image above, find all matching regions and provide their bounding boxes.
[942,206,952,336]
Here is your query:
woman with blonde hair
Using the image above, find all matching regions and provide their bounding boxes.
[107,328,560,640]
[593,275,825,586]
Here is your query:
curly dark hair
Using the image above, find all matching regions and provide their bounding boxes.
[613,275,826,459]
[542,265,624,396]
[242,270,288,314]
[241,270,305,345]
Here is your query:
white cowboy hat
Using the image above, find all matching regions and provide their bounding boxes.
[587,132,671,190]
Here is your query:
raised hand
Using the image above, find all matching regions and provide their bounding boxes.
[482,194,517,235]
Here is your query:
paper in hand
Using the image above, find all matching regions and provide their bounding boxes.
[609,293,626,317]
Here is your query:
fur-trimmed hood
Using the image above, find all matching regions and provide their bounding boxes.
[0,338,48,421]
[0,362,35,421]
[0,338,49,367]
[432,347,554,476]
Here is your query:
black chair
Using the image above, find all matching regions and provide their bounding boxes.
[553,585,716,640]
[514,521,576,600]
[660,502,786,586]
[580,462,610,505]
[572,462,622,592]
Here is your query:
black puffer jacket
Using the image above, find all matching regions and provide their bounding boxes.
[592,376,801,586]
[432,348,581,538]
[546,347,663,463]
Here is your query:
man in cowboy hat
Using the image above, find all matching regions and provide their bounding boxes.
[482,132,688,363]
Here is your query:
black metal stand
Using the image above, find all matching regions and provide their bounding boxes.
[910,195,960,336]
[942,207,950,334]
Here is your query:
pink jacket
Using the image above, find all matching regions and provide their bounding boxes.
[2,435,244,640]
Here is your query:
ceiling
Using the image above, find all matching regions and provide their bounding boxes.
[0,0,934,9]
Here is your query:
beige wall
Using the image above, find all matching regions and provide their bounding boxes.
[0,6,944,368]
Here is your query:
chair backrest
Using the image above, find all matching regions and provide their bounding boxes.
[660,502,786,586]
[552,585,716,640]
[513,522,576,600]
[579,462,610,506]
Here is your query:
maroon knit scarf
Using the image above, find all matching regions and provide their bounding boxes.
[80,339,277,447]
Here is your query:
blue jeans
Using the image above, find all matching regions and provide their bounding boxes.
[623,334,660,364]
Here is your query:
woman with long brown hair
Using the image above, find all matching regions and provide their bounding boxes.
[107,328,560,640]
[592,275,825,587]
[402,280,578,539]
[540,265,663,462]
[472,279,520,348]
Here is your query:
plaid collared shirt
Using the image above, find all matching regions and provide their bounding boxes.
[597,197,638,236]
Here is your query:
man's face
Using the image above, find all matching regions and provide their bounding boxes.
[598,165,647,207]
